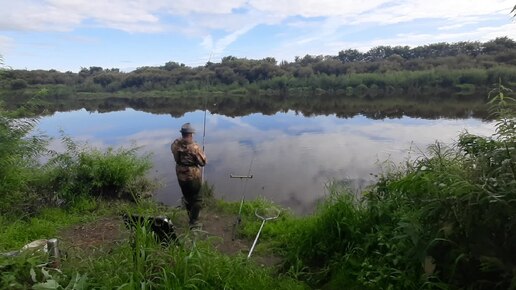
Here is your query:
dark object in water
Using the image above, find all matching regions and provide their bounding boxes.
[122,213,178,243]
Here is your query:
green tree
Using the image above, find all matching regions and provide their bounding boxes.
[10,79,27,90]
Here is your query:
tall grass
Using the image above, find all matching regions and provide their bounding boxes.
[70,233,306,289]
[40,135,155,203]
[0,107,47,216]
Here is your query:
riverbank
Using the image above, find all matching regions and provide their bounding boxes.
[0,193,308,289]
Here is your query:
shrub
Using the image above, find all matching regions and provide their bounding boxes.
[42,136,155,203]
[10,79,28,90]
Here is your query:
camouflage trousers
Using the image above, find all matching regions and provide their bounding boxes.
[178,178,202,225]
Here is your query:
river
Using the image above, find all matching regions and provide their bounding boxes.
[36,106,494,214]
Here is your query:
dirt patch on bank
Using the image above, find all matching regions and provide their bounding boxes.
[59,216,127,252]
[58,206,282,267]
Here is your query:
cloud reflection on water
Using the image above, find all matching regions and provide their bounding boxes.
[38,109,494,214]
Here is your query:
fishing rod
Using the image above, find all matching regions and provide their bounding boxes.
[231,154,255,241]
[201,52,213,182]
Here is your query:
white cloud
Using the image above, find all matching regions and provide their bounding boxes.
[0,0,164,32]
[476,23,516,41]
[0,1,80,32]
[211,25,257,55]
[350,0,514,25]
[2,0,513,34]
[0,35,13,56]
[201,35,213,50]
[438,23,470,31]
[249,0,391,18]
[435,15,490,31]
[165,0,247,15]
[349,22,516,51]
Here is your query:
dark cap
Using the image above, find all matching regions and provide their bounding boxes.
[180,123,195,134]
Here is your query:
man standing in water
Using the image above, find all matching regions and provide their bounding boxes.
[171,123,207,229]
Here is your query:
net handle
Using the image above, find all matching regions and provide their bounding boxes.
[254,208,280,221]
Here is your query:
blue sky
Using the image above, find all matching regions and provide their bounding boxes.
[0,0,515,72]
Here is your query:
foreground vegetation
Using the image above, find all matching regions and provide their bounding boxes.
[0,84,514,289]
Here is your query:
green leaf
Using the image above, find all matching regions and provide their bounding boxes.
[64,273,88,290]
[40,268,53,280]
[32,279,60,290]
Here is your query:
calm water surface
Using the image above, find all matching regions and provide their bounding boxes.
[37,109,494,214]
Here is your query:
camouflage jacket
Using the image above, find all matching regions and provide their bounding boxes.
[171,138,207,181]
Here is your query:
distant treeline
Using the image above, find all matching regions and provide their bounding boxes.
[1,37,516,99]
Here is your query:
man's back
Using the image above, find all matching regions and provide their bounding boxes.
[171,138,206,181]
